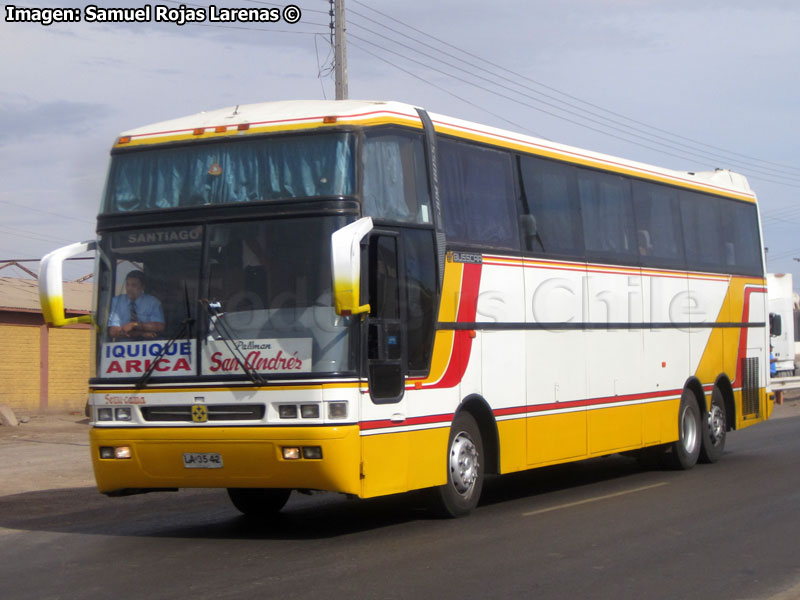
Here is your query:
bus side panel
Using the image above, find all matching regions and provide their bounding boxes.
[587,405,642,455]
[524,260,588,467]
[497,418,527,474]
[527,411,587,466]
[688,276,729,389]
[360,432,409,498]
[359,427,449,498]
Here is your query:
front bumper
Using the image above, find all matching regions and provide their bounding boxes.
[90,424,361,496]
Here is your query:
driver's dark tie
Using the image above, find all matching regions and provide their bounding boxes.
[130,299,138,324]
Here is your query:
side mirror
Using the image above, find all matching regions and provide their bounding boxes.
[331,217,373,316]
[769,313,782,337]
[39,240,97,326]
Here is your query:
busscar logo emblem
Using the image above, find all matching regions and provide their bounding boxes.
[191,405,208,423]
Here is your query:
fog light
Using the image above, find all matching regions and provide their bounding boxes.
[99,446,115,459]
[97,407,113,422]
[302,446,323,460]
[328,402,348,419]
[300,404,319,419]
[279,405,297,419]
[115,407,132,422]
[282,446,301,460]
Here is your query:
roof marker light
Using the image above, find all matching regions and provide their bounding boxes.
[237,123,250,131]
[323,116,337,124]
[117,136,131,144]
[215,126,227,133]
[193,128,204,136]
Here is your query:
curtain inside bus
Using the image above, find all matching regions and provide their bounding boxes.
[103,133,354,213]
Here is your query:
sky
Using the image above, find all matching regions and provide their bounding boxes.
[1,0,799,286]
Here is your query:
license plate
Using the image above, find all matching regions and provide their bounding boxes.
[183,452,223,469]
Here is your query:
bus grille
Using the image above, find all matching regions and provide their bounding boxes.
[741,357,760,417]
[141,405,265,422]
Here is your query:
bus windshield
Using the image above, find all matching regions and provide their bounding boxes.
[95,217,357,380]
[102,132,355,213]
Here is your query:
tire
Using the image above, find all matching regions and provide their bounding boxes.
[663,389,702,470]
[227,488,291,517]
[699,387,727,464]
[431,412,484,518]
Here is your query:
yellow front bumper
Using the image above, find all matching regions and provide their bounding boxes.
[90,425,362,496]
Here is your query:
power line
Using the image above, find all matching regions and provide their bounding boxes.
[348,31,800,189]
[0,199,95,225]
[348,39,542,137]
[347,15,800,188]
[350,0,800,178]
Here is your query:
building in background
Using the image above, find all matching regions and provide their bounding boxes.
[0,277,93,413]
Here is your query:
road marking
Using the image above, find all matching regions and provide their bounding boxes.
[522,482,669,516]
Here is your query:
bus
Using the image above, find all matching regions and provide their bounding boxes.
[39,100,771,517]
[767,273,796,376]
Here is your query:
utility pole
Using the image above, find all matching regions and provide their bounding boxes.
[333,0,348,100]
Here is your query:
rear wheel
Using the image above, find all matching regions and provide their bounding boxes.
[431,412,484,518]
[664,389,701,470]
[227,488,291,517]
[699,387,727,463]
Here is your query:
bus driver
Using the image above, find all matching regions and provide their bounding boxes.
[108,270,165,340]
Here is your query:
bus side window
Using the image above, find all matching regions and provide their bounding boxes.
[518,154,584,259]
[439,138,519,250]
[681,191,724,273]
[632,180,686,270]
[362,130,432,224]
[577,168,636,264]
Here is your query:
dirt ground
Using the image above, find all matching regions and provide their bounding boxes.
[2,391,800,498]
[0,412,95,496]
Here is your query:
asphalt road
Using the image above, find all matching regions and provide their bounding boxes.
[2,413,800,600]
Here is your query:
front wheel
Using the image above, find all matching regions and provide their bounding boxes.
[431,412,484,518]
[664,389,701,470]
[227,488,291,517]
[699,387,727,463]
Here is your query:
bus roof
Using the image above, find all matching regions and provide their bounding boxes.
[116,99,755,201]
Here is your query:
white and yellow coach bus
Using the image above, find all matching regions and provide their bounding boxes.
[40,100,770,517]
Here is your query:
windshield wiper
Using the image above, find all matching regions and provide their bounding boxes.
[200,299,266,386]
[136,284,194,389]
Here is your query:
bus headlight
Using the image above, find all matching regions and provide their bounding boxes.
[301,404,319,419]
[115,407,133,422]
[97,407,113,422]
[279,405,298,419]
[328,402,348,419]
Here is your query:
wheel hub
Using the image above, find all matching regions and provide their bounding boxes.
[681,405,698,453]
[450,432,479,496]
[707,404,725,444]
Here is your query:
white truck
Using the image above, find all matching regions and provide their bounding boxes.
[767,273,796,376]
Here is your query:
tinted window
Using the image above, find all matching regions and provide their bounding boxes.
[519,155,584,258]
[721,201,763,276]
[680,191,724,272]
[438,138,519,249]
[362,130,432,224]
[632,180,686,269]
[577,169,636,264]
[404,229,437,372]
